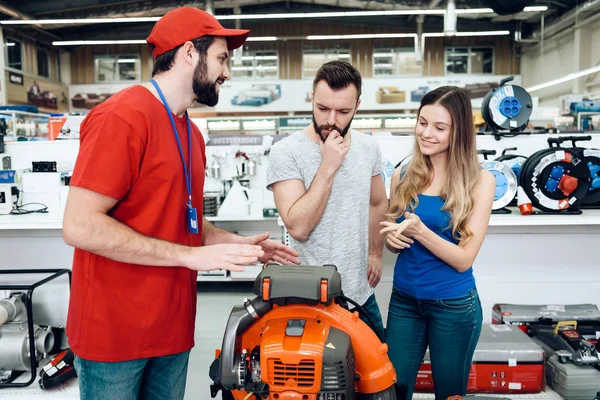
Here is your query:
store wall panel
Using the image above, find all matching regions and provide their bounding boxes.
[5,71,69,112]
[69,44,153,84]
[423,37,445,76]
[65,21,517,82]
[521,32,577,106]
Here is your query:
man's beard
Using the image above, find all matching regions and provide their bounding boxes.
[312,112,354,142]
[192,57,223,107]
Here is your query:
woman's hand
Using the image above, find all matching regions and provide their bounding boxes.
[379,212,424,250]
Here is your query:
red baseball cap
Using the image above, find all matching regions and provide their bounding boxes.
[146,7,250,59]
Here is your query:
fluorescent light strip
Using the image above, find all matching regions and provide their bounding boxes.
[308,33,417,40]
[523,6,548,12]
[218,9,445,20]
[422,33,446,38]
[52,40,147,46]
[2,17,160,25]
[0,6,548,25]
[422,30,509,37]
[526,65,600,92]
[231,55,278,61]
[454,30,510,36]
[52,37,276,46]
[246,36,278,42]
[455,8,494,14]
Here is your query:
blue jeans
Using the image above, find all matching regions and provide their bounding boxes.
[357,293,386,342]
[385,287,482,400]
[73,351,190,400]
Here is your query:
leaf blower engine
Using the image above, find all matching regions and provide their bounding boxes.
[0,293,54,383]
[209,264,397,400]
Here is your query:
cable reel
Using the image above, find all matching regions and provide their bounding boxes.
[519,136,592,213]
[479,150,518,213]
[481,76,533,140]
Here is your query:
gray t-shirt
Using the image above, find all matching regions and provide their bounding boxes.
[266,129,383,307]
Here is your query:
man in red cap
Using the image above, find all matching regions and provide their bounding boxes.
[63,7,299,399]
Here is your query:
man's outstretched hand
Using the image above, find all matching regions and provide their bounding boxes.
[241,232,301,265]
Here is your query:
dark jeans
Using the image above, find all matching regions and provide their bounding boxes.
[357,293,386,342]
[385,287,482,400]
[73,351,190,400]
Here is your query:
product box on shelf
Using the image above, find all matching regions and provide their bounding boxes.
[491,303,600,342]
[415,324,545,394]
[492,304,600,325]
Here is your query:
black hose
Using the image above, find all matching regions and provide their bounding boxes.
[339,295,385,343]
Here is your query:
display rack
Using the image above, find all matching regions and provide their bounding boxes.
[0,109,53,140]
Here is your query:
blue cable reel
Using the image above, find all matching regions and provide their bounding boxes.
[495,148,527,206]
[481,160,518,212]
[481,76,533,140]
[581,149,600,207]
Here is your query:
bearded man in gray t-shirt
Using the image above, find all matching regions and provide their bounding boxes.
[266,60,388,341]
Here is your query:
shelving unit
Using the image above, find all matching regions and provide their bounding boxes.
[0,109,53,139]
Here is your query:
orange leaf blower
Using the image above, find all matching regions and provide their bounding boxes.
[209,264,397,400]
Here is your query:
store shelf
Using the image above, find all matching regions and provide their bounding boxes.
[0,213,64,230]
[489,208,600,226]
[0,214,278,230]
[206,216,279,222]
[2,209,600,230]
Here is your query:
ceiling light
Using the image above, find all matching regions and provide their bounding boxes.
[245,36,278,42]
[526,65,600,92]
[308,33,417,40]
[523,6,548,12]
[454,30,510,36]
[2,17,160,25]
[52,40,147,46]
[455,8,494,14]
[422,33,446,38]
[218,9,445,20]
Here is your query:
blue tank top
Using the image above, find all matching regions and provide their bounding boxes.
[393,194,475,300]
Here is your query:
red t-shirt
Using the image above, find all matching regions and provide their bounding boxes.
[66,85,206,362]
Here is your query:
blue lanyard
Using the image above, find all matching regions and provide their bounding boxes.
[149,79,193,207]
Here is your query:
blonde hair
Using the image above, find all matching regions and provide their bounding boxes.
[388,86,481,243]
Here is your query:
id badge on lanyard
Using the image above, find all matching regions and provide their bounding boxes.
[150,79,198,234]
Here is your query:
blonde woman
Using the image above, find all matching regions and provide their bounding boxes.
[380,86,495,400]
